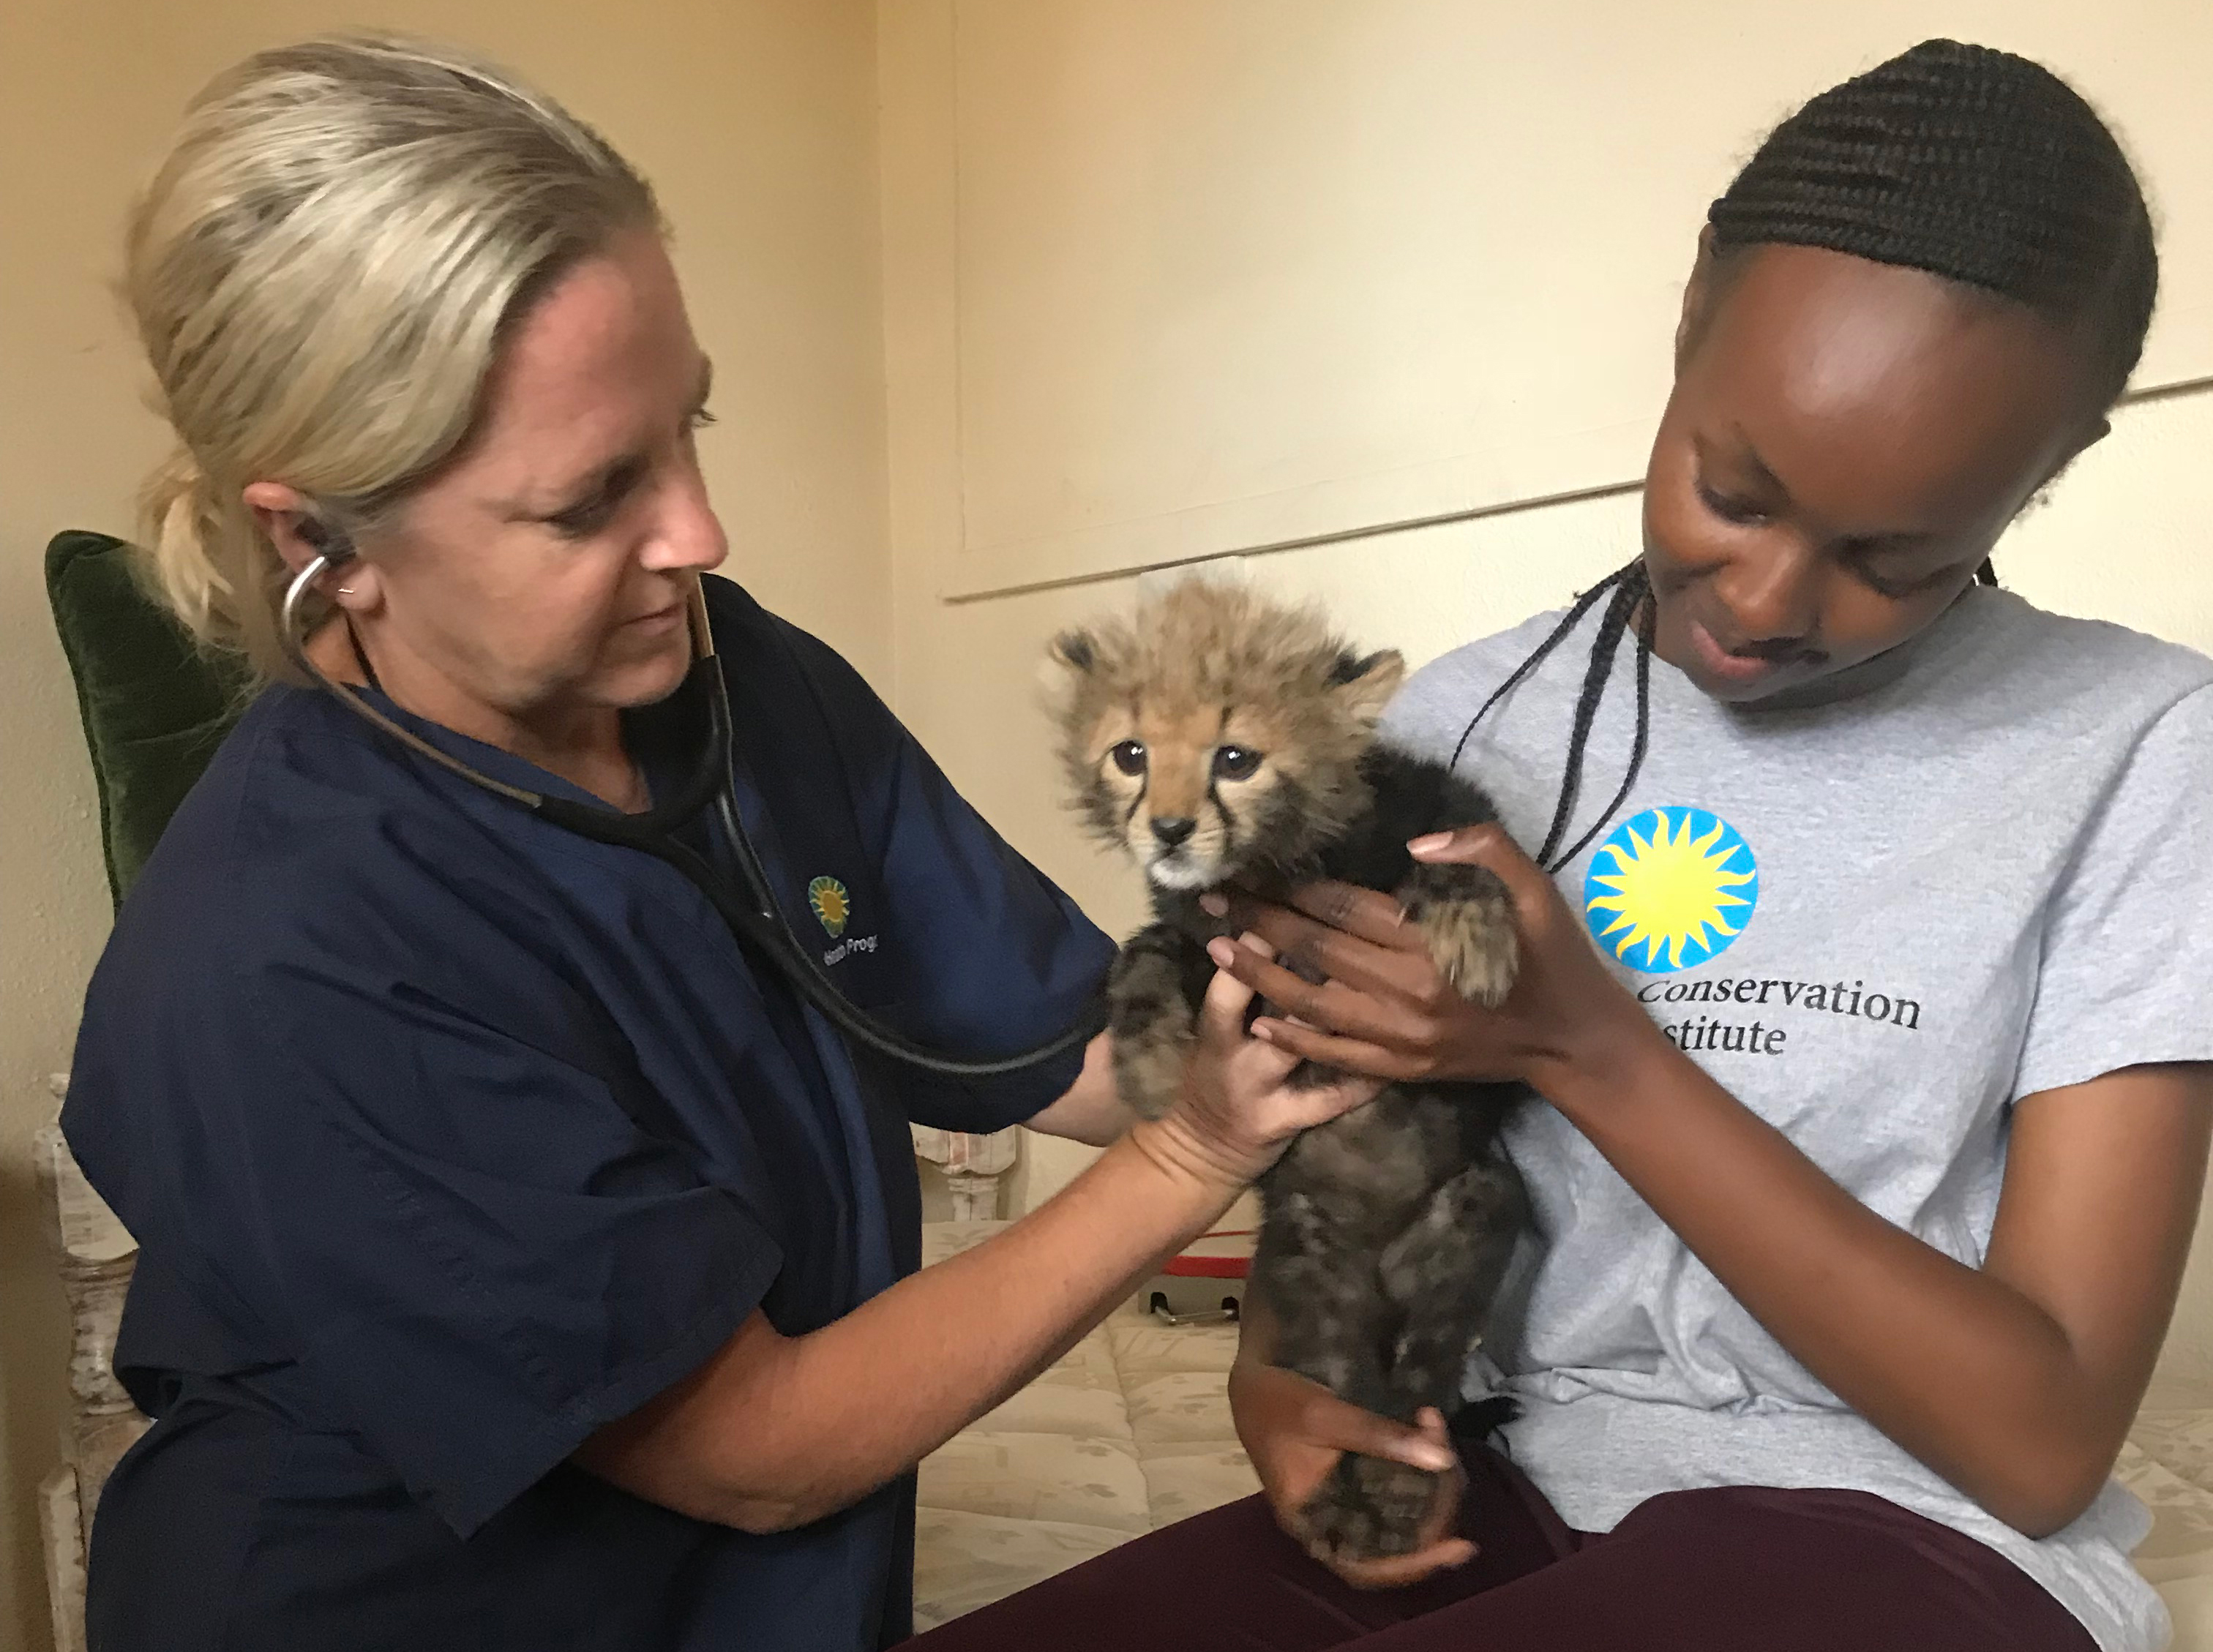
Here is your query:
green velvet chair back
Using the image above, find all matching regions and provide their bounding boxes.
[45,530,252,909]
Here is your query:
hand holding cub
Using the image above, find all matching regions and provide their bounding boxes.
[1204,826,1652,1097]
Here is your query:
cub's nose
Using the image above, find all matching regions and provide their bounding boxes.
[1150,816,1197,849]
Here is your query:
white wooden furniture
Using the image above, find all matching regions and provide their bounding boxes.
[910,1123,1018,1222]
[34,1075,146,1652]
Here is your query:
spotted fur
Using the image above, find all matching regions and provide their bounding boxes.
[1048,577,1532,1563]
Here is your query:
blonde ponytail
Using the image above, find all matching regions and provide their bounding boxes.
[137,447,229,634]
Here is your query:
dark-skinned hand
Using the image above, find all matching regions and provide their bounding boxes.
[1227,1359,1474,1588]
[1200,825,1658,1092]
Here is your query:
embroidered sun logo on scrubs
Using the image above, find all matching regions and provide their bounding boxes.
[807,876,851,938]
[1582,806,1759,974]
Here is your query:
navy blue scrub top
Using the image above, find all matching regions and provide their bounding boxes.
[62,575,1112,1652]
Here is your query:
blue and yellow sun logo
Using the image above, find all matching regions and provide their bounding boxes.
[807,875,851,939]
[1582,807,1759,974]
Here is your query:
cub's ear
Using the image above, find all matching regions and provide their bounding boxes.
[1047,629,1097,675]
[1328,648,1407,724]
[1040,627,1101,702]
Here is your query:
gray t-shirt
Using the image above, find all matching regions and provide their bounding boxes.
[1380,585,2213,1652]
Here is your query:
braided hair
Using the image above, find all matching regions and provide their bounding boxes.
[1457,40,2157,874]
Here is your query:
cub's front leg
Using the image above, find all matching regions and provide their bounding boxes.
[1106,920,1207,1119]
[1397,859,1519,1009]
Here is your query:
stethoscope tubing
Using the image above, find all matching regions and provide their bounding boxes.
[279,555,1105,1079]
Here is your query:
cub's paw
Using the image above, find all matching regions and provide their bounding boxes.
[1398,863,1518,1009]
[1108,947,1195,1119]
[1111,1026,1191,1121]
[1296,1452,1445,1564]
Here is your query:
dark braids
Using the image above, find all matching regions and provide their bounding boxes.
[1453,41,2156,871]
[1710,39,2157,412]
[1541,568,1653,871]
[1449,560,1652,874]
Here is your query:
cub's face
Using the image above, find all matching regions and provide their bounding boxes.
[1082,700,1299,890]
[1047,582,1406,893]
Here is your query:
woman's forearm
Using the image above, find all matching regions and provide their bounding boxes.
[583,1116,1242,1531]
[1536,1024,2133,1535]
[1022,1032,1139,1145]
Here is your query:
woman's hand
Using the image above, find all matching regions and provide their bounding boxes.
[1135,937,1384,1191]
[1227,1360,1473,1588]
[1204,826,1658,1093]
[1142,937,1380,1194]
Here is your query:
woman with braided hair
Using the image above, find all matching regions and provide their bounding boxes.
[912,39,2209,1652]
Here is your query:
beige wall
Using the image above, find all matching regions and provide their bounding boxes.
[0,4,887,1647]
[887,0,2212,602]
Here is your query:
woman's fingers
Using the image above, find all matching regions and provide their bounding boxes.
[1308,1392,1459,1473]
[1197,935,1260,1028]
[1248,1018,1430,1081]
[1412,1406,1455,1457]
[1277,1073,1386,1133]
[1197,932,1284,1048]
[1205,895,1434,1004]
[1197,940,1302,1089]
[1209,938,1436,1048]
[1280,881,1423,950]
[1409,825,1554,917]
[1244,1365,1459,1475]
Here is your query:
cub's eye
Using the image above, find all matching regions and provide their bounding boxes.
[1108,740,1147,776]
[1212,746,1263,781]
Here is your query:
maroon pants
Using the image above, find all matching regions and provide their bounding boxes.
[904,1445,2097,1651]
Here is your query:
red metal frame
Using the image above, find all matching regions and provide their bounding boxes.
[1161,1228,1254,1280]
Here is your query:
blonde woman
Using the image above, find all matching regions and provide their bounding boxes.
[61,37,1378,1652]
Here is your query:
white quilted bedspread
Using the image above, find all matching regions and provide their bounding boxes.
[913,1221,1258,1631]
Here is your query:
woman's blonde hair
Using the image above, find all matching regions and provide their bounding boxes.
[125,32,659,680]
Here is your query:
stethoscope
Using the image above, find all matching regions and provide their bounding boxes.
[280,544,1106,1078]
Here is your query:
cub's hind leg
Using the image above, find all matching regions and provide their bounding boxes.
[1276,1258,1439,1564]
[1106,920,1205,1119]
[1303,1441,1448,1566]
[1257,1168,1430,1565]
[1300,1152,1528,1561]
[1254,1185,1398,1420]
[1377,1151,1525,1430]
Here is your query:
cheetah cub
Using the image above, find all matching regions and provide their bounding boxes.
[1047,577,1529,1564]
